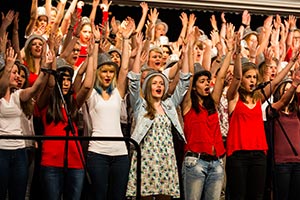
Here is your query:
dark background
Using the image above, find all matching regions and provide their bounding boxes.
[0,0,293,48]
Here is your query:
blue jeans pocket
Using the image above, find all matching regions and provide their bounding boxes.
[184,156,198,168]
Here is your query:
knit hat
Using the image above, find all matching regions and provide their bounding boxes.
[97,53,118,69]
[242,27,258,39]
[164,54,179,69]
[194,62,205,73]
[56,58,74,78]
[108,47,122,58]
[24,34,46,52]
[149,45,163,55]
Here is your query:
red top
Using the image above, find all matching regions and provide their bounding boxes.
[40,106,83,169]
[184,106,225,157]
[285,47,292,62]
[28,72,38,87]
[74,45,88,67]
[226,99,268,156]
[23,61,38,87]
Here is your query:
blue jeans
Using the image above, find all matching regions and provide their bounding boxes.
[86,151,129,200]
[0,148,28,200]
[226,150,266,200]
[40,166,84,200]
[182,155,224,200]
[274,162,300,200]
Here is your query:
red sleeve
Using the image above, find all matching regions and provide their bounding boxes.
[73,8,83,34]
[101,11,109,35]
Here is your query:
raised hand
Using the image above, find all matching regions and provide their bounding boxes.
[242,10,250,26]
[140,2,149,15]
[225,23,235,52]
[100,0,112,11]
[221,12,227,24]
[210,15,218,31]
[148,8,159,24]
[1,10,15,28]
[187,13,196,34]
[110,16,119,35]
[180,12,188,28]
[5,47,17,69]
[0,32,8,54]
[121,17,136,39]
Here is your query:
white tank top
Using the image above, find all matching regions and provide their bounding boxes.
[87,89,127,156]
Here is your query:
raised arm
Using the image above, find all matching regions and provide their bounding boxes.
[60,0,78,35]
[177,12,188,46]
[12,12,21,60]
[135,2,148,33]
[256,16,272,56]
[261,49,300,102]
[50,0,67,35]
[227,33,242,114]
[117,17,135,98]
[76,38,97,108]
[89,0,100,25]
[211,23,234,105]
[25,0,38,37]
[20,52,52,103]
[271,68,300,111]
[0,48,15,98]
[182,27,199,115]
[34,38,56,109]
[0,10,15,38]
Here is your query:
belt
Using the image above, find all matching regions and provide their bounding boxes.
[185,151,221,162]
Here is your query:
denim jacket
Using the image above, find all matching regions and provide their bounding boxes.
[127,71,191,144]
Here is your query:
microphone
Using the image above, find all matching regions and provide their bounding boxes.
[252,81,271,92]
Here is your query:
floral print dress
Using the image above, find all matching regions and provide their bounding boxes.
[126,114,180,198]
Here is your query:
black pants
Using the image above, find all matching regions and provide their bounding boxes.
[226,150,267,200]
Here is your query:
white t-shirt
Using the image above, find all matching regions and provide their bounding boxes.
[87,89,127,156]
[0,90,25,149]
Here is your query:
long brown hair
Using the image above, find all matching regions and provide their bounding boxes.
[239,62,262,103]
[18,63,34,119]
[143,75,167,120]
[24,38,44,74]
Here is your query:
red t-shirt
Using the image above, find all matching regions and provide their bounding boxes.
[184,106,225,157]
[40,105,83,169]
[226,99,268,156]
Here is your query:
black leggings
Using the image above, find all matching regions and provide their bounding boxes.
[226,150,267,200]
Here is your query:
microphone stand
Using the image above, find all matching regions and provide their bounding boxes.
[260,87,297,200]
[260,87,298,156]
[54,74,91,185]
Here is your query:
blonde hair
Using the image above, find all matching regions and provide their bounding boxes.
[94,64,117,95]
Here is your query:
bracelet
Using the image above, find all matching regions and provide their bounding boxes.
[95,40,100,44]
[250,56,256,59]
[289,28,296,32]
[216,59,221,63]
[234,77,241,80]
[242,23,249,27]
